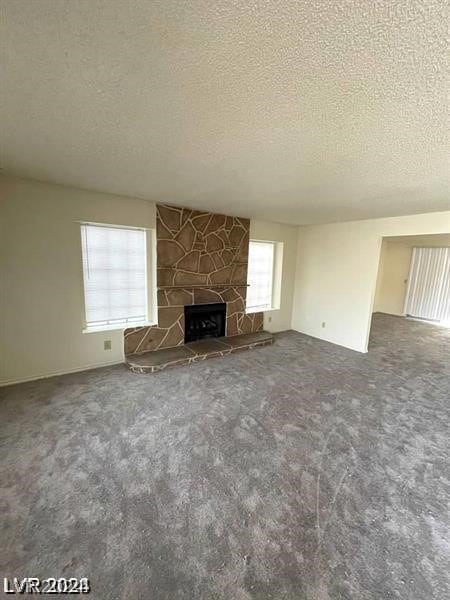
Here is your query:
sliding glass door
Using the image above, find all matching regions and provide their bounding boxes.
[404,247,450,323]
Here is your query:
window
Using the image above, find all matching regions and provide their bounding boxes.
[246,240,276,312]
[80,223,148,331]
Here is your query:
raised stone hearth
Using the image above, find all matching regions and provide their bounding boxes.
[126,331,274,373]
[124,204,264,355]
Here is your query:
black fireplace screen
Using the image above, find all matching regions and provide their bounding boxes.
[184,303,226,343]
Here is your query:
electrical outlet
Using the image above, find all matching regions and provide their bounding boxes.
[321,321,326,328]
[104,340,112,350]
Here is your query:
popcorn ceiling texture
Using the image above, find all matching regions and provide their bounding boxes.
[1,0,449,224]
[124,205,263,356]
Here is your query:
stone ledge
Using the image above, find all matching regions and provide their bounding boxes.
[126,331,274,373]
[157,284,250,289]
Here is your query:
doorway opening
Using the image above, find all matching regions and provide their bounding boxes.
[369,233,450,348]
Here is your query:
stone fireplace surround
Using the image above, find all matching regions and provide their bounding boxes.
[124,204,263,356]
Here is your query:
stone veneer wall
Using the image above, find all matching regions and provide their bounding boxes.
[124,204,263,355]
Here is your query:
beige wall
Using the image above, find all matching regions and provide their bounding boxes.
[250,219,298,333]
[1,177,299,385]
[2,173,447,382]
[291,212,450,353]
[373,241,412,315]
[0,176,157,385]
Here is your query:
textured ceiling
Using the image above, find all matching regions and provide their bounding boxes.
[1,0,449,224]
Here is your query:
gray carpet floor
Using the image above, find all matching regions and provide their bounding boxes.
[1,314,449,600]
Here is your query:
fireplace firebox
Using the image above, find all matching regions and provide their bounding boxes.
[184,303,226,343]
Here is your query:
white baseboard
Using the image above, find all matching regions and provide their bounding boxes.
[0,360,124,388]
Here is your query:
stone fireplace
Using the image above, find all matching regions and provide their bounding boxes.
[124,204,263,356]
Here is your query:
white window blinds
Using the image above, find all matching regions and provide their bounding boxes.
[246,241,275,312]
[404,247,450,323]
[80,223,148,330]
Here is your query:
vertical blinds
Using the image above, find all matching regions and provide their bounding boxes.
[404,247,450,323]
[246,241,275,311]
[81,223,148,329]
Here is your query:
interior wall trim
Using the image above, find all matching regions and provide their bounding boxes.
[0,359,124,388]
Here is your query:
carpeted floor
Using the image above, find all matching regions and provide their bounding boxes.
[1,314,449,599]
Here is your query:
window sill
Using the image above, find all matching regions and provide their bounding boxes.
[82,322,157,334]
[245,306,279,315]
